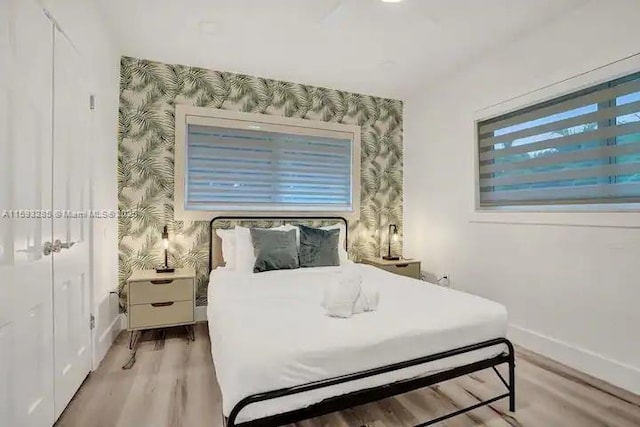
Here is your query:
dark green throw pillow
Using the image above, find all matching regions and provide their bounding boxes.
[250,228,299,273]
[298,225,340,268]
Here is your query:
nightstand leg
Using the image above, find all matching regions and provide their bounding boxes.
[123,331,140,370]
[186,325,195,341]
[128,330,136,350]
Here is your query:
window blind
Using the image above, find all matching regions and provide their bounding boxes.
[186,124,353,211]
[478,72,640,207]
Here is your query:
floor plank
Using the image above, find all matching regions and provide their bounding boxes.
[56,324,640,427]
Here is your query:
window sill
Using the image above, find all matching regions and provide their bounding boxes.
[175,207,360,222]
[470,205,640,229]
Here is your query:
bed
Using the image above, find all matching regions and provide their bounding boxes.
[207,216,515,427]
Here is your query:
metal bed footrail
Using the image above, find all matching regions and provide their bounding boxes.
[224,338,516,427]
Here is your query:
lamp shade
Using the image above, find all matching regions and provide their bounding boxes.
[383,224,400,260]
[162,226,169,248]
[156,225,175,273]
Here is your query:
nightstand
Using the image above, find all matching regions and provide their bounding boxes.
[123,268,196,369]
[361,258,421,279]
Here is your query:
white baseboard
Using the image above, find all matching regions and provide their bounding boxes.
[508,323,640,395]
[94,313,123,369]
[98,313,123,343]
[195,305,207,322]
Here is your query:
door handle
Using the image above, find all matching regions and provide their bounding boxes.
[54,239,75,250]
[43,240,62,255]
[59,240,75,249]
[42,242,52,256]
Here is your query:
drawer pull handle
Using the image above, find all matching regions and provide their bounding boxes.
[151,302,174,307]
[150,279,173,285]
[396,263,409,268]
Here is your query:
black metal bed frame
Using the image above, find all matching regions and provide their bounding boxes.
[209,216,516,427]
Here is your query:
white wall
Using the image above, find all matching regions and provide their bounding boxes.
[404,0,640,394]
[42,0,121,368]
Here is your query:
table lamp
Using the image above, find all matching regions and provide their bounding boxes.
[382,224,400,260]
[156,225,175,273]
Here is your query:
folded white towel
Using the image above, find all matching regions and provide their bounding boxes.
[352,282,379,314]
[322,270,361,318]
[322,269,378,318]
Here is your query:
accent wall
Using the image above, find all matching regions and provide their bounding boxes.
[118,56,403,304]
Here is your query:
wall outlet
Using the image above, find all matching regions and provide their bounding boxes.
[438,274,450,287]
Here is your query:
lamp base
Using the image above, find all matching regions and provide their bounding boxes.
[155,266,175,273]
[382,256,400,261]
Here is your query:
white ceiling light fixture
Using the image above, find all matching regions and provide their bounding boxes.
[380,0,404,3]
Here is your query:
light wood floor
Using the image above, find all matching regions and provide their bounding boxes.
[56,324,640,427]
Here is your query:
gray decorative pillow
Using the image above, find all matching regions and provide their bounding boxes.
[298,225,340,268]
[250,229,299,273]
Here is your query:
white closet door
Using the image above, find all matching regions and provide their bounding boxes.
[0,0,55,426]
[52,27,92,419]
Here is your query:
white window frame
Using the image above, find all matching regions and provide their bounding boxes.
[174,105,361,221]
[472,55,640,229]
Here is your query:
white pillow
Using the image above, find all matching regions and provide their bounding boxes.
[281,223,349,265]
[215,229,236,269]
[235,224,288,273]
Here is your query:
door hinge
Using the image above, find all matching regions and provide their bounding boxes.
[90,314,95,330]
[89,94,96,110]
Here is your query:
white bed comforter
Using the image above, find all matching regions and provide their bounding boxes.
[207,263,507,423]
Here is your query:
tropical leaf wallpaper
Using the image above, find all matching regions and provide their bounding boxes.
[118,56,403,307]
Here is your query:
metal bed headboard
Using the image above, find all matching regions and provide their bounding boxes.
[208,215,349,273]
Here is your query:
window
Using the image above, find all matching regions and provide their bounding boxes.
[477,71,640,208]
[174,106,360,220]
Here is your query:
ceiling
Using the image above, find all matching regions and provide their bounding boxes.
[95,0,587,100]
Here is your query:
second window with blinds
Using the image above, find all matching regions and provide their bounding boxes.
[174,106,361,220]
[477,71,640,209]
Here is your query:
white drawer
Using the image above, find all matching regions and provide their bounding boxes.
[128,300,194,330]
[128,278,193,305]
